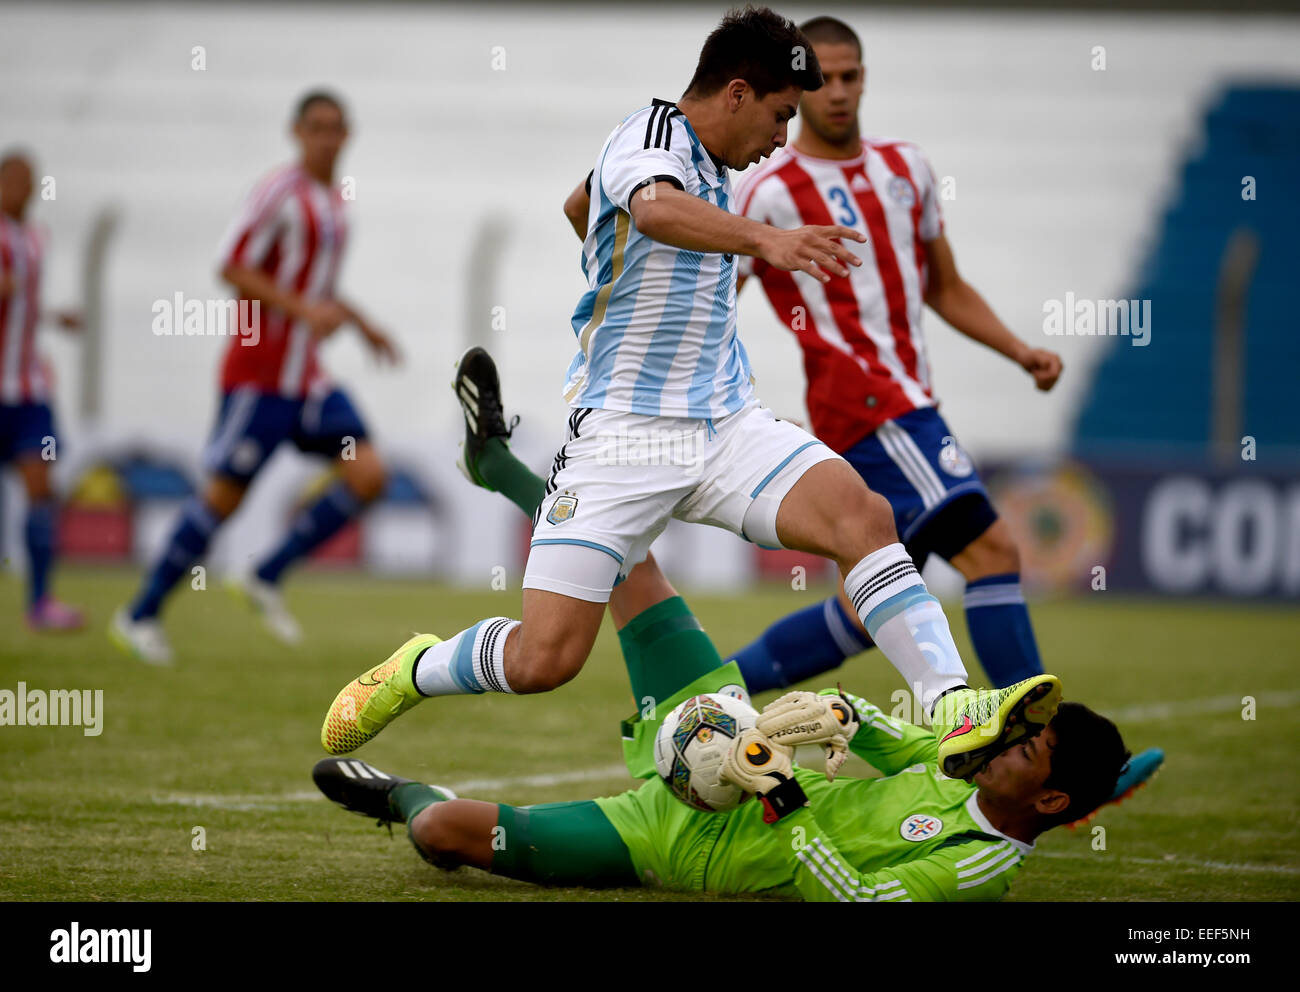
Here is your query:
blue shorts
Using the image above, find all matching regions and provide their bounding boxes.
[0,402,56,465]
[843,407,997,562]
[202,387,369,484]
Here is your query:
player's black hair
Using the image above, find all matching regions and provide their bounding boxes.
[1040,703,1131,830]
[798,15,863,61]
[684,6,823,100]
[294,89,347,124]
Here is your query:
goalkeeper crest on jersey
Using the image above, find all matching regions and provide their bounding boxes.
[314,591,1130,902]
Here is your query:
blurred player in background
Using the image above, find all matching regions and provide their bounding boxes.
[0,150,85,631]
[111,91,398,664]
[727,16,1161,798]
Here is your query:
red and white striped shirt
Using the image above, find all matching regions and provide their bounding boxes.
[216,164,348,398]
[0,214,50,405]
[737,138,944,453]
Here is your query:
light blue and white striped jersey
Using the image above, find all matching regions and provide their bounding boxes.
[564,100,755,419]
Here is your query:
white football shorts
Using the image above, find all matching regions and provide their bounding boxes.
[524,399,841,602]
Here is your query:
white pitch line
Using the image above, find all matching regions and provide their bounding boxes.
[152,791,323,810]
[151,762,633,811]
[443,762,631,793]
[1037,851,1300,877]
[1106,689,1300,724]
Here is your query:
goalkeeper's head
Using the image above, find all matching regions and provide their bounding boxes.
[973,703,1130,835]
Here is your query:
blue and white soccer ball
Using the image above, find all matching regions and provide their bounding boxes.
[654,692,758,813]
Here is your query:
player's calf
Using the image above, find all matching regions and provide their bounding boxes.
[337,441,387,503]
[503,628,590,693]
[506,589,606,693]
[950,516,1021,580]
[408,799,499,870]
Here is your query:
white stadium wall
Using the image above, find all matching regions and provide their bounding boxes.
[3,3,1299,590]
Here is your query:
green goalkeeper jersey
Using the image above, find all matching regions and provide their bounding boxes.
[596,685,1033,902]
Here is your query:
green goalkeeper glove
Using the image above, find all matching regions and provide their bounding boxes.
[720,728,806,823]
[755,689,861,781]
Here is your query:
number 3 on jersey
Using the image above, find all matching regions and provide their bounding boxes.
[828,187,859,227]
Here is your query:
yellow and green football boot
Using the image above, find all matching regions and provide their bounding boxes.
[321,634,440,754]
[933,674,1062,781]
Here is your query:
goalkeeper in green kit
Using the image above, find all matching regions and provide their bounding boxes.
[311,354,1131,902]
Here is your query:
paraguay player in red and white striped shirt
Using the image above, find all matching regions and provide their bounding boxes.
[729,18,1164,807]
[112,92,398,665]
[0,151,86,630]
[727,16,1066,697]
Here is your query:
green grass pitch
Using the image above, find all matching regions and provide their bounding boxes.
[1,568,1296,901]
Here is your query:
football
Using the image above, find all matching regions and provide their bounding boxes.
[654,692,759,812]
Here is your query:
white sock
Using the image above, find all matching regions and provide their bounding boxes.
[413,617,519,697]
[845,544,968,720]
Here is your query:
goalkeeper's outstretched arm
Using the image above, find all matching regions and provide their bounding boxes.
[829,689,941,775]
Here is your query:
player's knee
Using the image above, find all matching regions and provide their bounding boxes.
[832,487,897,560]
[203,478,246,520]
[23,474,54,503]
[973,522,1021,575]
[354,462,387,503]
[343,450,386,503]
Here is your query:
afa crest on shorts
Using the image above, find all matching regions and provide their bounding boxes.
[546,495,579,525]
[887,175,917,209]
[900,813,942,841]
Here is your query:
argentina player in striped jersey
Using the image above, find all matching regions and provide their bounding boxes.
[323,7,1064,783]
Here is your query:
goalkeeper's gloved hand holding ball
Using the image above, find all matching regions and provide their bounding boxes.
[755,689,861,781]
[720,728,806,823]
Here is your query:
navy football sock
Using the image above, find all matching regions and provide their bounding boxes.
[130,498,221,620]
[255,481,362,584]
[24,501,57,606]
[963,573,1044,687]
[727,596,873,694]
